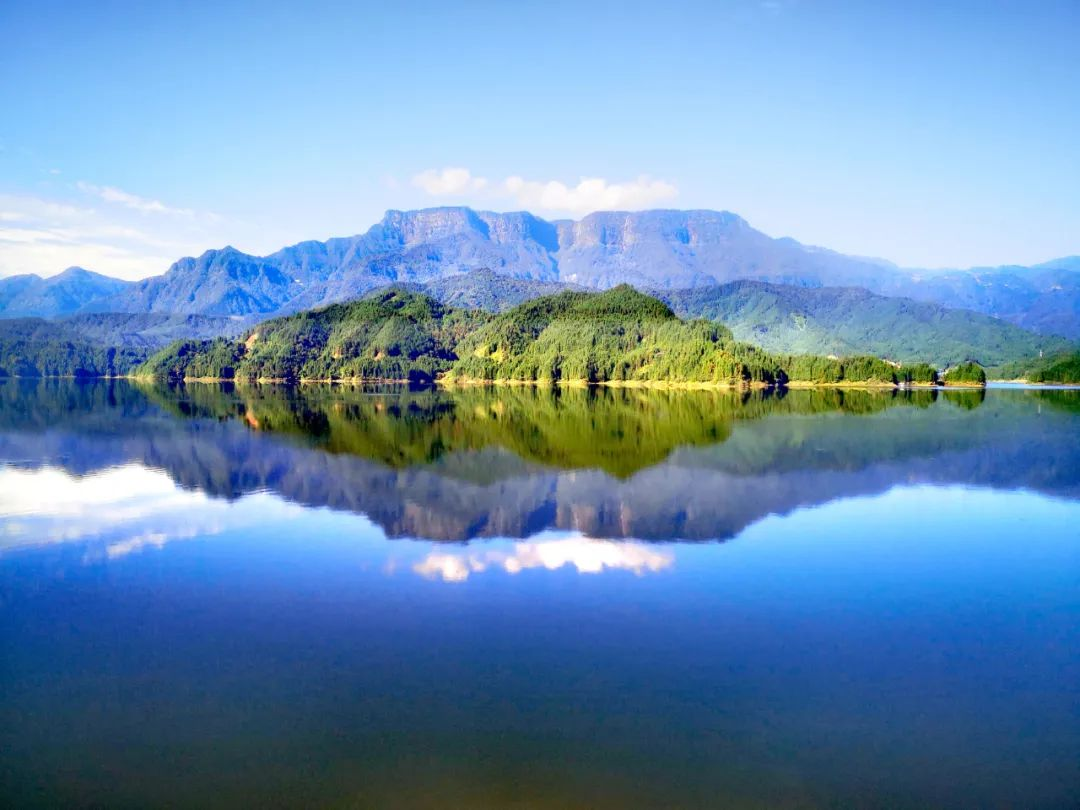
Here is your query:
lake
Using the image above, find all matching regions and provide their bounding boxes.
[1,380,1077,808]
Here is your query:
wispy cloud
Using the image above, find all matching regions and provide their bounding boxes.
[410,167,678,214]
[76,181,198,217]
[0,190,225,279]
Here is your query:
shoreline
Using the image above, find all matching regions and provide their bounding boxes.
[1,373,1035,390]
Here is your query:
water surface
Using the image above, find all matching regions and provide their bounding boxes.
[1,381,1077,808]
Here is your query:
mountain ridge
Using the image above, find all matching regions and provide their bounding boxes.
[2,207,1078,338]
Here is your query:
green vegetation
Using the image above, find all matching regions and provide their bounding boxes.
[659,281,1070,367]
[989,349,1080,383]
[135,381,946,478]
[449,286,785,385]
[778,354,937,385]
[942,389,986,410]
[1028,352,1080,384]
[137,286,951,388]
[942,362,987,386]
[0,319,146,377]
[138,289,489,383]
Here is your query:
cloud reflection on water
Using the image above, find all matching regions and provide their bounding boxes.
[0,464,300,558]
[412,536,675,582]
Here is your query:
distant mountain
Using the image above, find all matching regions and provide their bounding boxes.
[879,260,1080,339]
[7,207,1079,339]
[659,281,1071,368]
[90,247,302,317]
[0,267,131,317]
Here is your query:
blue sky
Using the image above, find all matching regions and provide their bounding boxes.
[1,0,1077,279]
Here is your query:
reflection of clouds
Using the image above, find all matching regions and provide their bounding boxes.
[412,536,674,582]
[0,464,302,558]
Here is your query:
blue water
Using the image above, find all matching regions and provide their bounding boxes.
[0,381,1077,808]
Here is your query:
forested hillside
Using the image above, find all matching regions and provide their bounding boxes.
[137,285,944,387]
[138,289,488,383]
[659,281,1070,367]
[451,286,938,386]
[0,319,145,377]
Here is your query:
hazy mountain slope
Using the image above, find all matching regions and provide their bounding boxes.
[61,313,244,347]
[0,267,132,317]
[422,268,582,312]
[660,282,1071,367]
[89,247,303,316]
[884,262,1080,339]
[552,210,904,290]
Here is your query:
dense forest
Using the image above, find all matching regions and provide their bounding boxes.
[942,362,988,386]
[449,286,940,386]
[0,319,146,377]
[136,286,949,387]
[1028,353,1080,384]
[0,313,241,378]
[138,289,488,383]
[14,284,1080,386]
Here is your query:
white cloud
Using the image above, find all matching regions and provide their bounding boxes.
[412,535,674,583]
[0,464,307,558]
[503,174,678,214]
[411,167,488,196]
[0,190,228,280]
[76,181,197,217]
[410,166,678,215]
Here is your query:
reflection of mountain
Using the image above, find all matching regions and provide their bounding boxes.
[1,379,1078,542]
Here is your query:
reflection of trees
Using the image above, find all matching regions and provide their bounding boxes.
[136,381,944,477]
[942,389,986,410]
[1,379,1077,542]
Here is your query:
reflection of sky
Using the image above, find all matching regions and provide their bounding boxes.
[0,464,678,579]
[0,464,310,559]
[3,464,1078,808]
[5,461,1079,593]
[412,535,674,582]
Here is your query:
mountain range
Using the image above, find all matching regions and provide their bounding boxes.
[1,207,1077,345]
[0,267,132,318]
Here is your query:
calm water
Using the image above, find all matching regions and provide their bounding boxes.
[1,380,1077,808]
